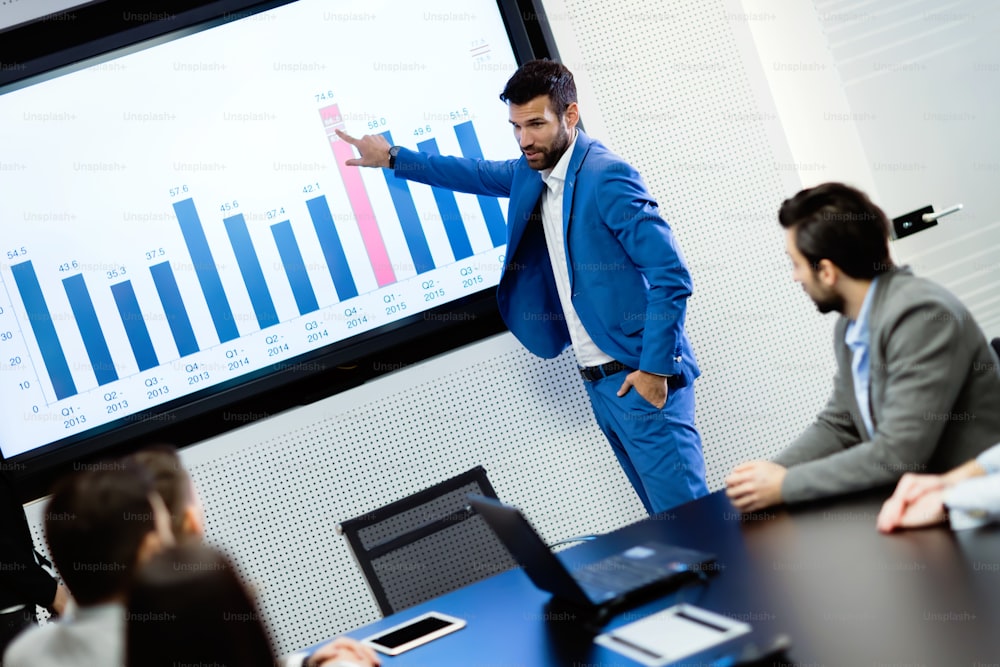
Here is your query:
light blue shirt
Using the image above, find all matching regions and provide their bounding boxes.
[945,443,1000,530]
[844,277,879,439]
[978,443,1000,474]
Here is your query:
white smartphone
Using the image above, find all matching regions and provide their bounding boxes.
[361,611,466,656]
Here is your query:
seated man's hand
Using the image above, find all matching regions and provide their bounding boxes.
[725,461,787,512]
[308,637,381,667]
[876,473,947,533]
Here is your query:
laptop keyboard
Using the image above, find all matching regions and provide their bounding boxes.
[572,545,690,599]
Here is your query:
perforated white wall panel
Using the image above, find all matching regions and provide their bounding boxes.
[23,0,843,656]
[178,334,646,654]
[542,0,835,478]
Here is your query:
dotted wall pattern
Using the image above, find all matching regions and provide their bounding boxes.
[178,334,646,655]
[551,0,836,479]
[21,0,842,655]
[24,502,52,624]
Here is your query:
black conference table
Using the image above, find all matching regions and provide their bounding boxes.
[338,489,1000,665]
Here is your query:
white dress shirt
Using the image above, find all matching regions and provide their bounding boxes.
[945,443,1000,530]
[538,129,614,369]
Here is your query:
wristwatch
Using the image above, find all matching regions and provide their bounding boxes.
[388,145,401,169]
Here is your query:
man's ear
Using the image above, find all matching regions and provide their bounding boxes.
[180,504,205,540]
[564,101,580,129]
[136,529,166,565]
[816,258,838,286]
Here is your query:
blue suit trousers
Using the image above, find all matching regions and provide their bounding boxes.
[584,371,708,514]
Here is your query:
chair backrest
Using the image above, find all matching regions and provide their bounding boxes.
[336,466,517,616]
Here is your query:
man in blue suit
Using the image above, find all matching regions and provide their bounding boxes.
[338,60,707,513]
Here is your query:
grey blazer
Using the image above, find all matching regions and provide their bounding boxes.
[774,267,1000,503]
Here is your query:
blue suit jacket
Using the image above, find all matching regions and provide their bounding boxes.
[393,130,699,386]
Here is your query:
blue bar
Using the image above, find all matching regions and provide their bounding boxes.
[453,120,507,248]
[270,221,319,315]
[62,274,117,385]
[223,214,279,330]
[380,131,435,274]
[10,261,77,400]
[416,137,474,261]
[149,262,199,357]
[110,281,159,372]
[305,195,358,300]
[172,198,239,343]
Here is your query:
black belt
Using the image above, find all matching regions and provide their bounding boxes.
[579,360,631,382]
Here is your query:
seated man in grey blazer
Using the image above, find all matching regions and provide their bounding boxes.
[725,182,1000,512]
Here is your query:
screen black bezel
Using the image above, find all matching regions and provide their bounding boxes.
[0,0,558,500]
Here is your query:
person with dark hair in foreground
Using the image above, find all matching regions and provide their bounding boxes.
[4,467,174,667]
[127,544,379,667]
[337,59,707,514]
[726,182,1000,512]
[0,469,69,655]
[122,445,204,543]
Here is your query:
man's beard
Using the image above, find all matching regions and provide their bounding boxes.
[813,292,845,315]
[528,126,571,171]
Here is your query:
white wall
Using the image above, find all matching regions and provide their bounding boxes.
[742,0,1000,335]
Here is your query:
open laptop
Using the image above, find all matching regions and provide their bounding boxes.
[467,494,716,611]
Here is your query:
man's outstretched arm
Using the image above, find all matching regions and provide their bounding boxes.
[334,129,516,198]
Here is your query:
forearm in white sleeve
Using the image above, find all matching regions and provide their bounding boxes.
[944,475,1000,530]
[976,442,1000,474]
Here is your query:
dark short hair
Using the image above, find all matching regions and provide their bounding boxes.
[500,59,577,115]
[123,445,193,539]
[45,468,157,606]
[778,182,894,279]
[126,545,274,667]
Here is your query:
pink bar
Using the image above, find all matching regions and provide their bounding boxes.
[321,104,396,286]
[319,105,343,129]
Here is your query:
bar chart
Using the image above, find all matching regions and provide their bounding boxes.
[0,0,522,459]
[0,111,511,457]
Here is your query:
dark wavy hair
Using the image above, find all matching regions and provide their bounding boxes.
[45,467,157,605]
[122,445,195,540]
[500,59,577,116]
[778,182,894,279]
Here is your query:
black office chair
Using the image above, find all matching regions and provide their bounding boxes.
[991,337,1000,364]
[336,466,518,616]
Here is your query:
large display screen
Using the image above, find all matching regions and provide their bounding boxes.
[0,0,542,466]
